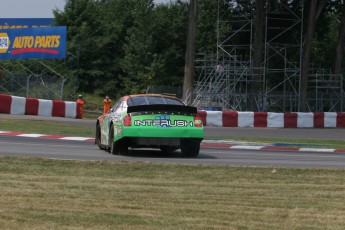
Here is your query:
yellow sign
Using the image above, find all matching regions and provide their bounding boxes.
[0,33,10,54]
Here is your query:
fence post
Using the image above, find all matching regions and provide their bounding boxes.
[26,74,32,98]
[60,78,66,101]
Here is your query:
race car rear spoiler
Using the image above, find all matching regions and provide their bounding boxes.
[127,104,197,115]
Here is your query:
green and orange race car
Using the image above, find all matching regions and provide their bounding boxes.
[95,94,204,157]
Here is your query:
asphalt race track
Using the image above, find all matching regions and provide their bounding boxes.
[1,113,345,140]
[1,114,345,168]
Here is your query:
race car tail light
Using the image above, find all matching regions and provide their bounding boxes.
[194,115,203,127]
[123,114,132,126]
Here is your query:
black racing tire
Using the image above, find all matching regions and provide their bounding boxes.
[160,146,179,153]
[108,126,128,155]
[108,125,118,155]
[180,138,201,158]
[96,122,106,150]
[118,139,128,155]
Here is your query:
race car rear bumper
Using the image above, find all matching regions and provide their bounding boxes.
[122,126,204,138]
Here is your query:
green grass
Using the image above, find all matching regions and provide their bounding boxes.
[1,116,345,228]
[0,119,95,137]
[1,157,345,229]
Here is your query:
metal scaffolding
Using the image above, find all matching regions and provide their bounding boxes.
[190,0,344,112]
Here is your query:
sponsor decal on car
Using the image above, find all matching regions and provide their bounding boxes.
[134,115,193,128]
[116,127,122,135]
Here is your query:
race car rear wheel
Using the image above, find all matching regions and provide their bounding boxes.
[180,138,200,158]
[96,122,106,150]
[108,125,118,155]
[108,126,128,155]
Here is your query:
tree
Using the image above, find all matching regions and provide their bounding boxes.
[183,0,198,103]
[54,0,136,96]
[121,0,155,94]
[333,2,345,75]
[299,0,326,112]
[251,0,265,111]
[196,0,223,54]
[149,1,189,91]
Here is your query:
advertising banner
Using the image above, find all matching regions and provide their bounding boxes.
[0,26,66,60]
[0,18,54,29]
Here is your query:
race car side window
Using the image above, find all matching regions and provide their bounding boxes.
[111,98,123,112]
[121,101,128,111]
[115,101,127,113]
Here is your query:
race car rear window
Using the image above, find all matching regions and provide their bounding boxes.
[128,96,184,106]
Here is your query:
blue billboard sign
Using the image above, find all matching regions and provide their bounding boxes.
[0,26,66,60]
[0,18,54,29]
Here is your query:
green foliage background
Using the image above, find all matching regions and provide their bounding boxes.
[46,0,345,100]
[53,0,188,99]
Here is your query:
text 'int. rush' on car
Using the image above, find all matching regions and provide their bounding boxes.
[95,94,204,157]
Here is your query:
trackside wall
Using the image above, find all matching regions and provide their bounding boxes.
[1,94,344,126]
[197,111,345,128]
[0,94,79,119]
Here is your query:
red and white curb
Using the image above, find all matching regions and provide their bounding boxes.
[200,140,345,153]
[1,130,345,153]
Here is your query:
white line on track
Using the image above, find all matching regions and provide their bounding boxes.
[0,141,86,148]
[299,148,336,152]
[18,134,45,137]
[230,145,264,150]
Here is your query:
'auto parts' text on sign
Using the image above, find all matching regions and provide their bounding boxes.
[0,26,66,60]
